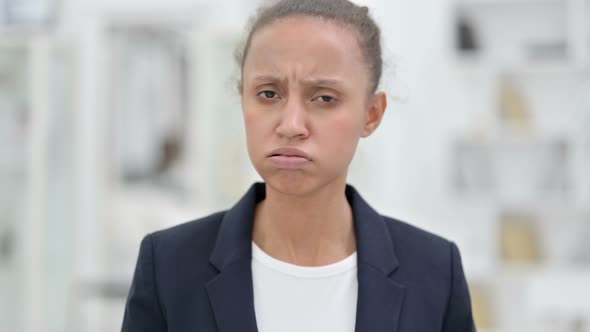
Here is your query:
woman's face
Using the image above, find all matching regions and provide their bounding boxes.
[241,16,386,196]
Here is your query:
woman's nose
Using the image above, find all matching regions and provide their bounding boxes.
[275,98,309,139]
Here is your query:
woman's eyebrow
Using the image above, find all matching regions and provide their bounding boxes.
[253,75,283,84]
[301,77,344,88]
[252,75,345,88]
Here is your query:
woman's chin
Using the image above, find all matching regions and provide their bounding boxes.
[262,172,318,197]
[261,171,347,198]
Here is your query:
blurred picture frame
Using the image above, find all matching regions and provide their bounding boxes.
[107,20,192,195]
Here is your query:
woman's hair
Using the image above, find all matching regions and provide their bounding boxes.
[235,0,383,93]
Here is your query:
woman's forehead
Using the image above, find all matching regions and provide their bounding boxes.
[243,16,366,81]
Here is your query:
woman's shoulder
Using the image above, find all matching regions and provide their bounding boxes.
[382,216,452,248]
[145,210,228,263]
[380,215,459,270]
[151,210,226,240]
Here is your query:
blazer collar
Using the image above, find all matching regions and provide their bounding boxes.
[206,182,405,332]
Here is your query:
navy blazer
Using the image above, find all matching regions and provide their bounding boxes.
[122,182,476,332]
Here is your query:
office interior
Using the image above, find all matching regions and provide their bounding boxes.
[1,0,590,331]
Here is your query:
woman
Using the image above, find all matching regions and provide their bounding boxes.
[122,0,476,331]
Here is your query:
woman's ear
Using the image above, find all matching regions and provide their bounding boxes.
[361,91,387,138]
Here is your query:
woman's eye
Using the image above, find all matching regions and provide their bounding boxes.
[258,91,279,99]
[313,95,336,103]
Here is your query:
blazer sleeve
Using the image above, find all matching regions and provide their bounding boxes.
[121,234,167,332]
[441,242,477,332]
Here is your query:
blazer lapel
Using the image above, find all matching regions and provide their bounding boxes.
[206,184,261,332]
[205,183,406,332]
[355,264,406,332]
[347,186,406,332]
[205,258,259,332]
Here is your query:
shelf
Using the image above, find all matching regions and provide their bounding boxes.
[454,56,590,76]
[454,0,582,67]
[458,0,562,6]
[457,0,566,9]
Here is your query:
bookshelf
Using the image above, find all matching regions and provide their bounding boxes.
[452,0,590,330]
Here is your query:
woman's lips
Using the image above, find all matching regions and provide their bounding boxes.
[268,155,310,169]
[268,147,310,159]
[267,147,311,169]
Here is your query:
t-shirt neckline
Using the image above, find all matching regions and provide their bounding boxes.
[251,240,357,278]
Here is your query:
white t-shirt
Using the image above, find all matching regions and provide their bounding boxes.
[251,241,358,332]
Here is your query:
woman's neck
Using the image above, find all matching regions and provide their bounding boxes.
[252,181,357,267]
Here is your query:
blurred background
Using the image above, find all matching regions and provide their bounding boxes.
[1,0,590,331]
